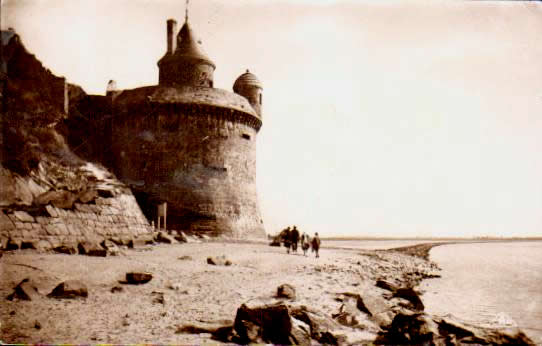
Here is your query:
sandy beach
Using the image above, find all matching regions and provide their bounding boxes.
[1,239,535,345]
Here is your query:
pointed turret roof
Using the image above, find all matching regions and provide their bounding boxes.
[174,20,215,68]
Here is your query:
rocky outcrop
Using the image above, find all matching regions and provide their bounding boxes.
[177,299,535,346]
[1,30,153,252]
[375,311,536,345]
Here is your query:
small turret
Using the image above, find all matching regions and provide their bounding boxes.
[233,69,263,118]
[157,12,215,87]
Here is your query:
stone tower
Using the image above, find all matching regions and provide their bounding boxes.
[108,13,265,238]
[234,70,263,118]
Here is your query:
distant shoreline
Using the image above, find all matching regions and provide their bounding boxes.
[322,236,542,242]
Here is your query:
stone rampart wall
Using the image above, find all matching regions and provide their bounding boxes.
[1,194,152,250]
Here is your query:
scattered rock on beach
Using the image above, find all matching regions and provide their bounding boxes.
[7,238,22,250]
[376,311,439,345]
[277,284,296,300]
[338,291,390,317]
[372,310,395,329]
[53,243,78,255]
[269,237,281,247]
[393,287,424,311]
[111,285,123,293]
[129,234,154,248]
[47,280,88,299]
[110,236,131,246]
[290,306,339,343]
[174,231,188,243]
[375,279,399,292]
[78,241,107,257]
[122,314,130,327]
[152,291,166,305]
[290,318,312,346]
[167,282,185,291]
[101,239,121,256]
[332,297,380,332]
[207,255,232,266]
[333,305,361,328]
[227,302,323,345]
[125,272,153,284]
[176,322,235,342]
[376,311,536,345]
[6,278,41,301]
[155,231,177,244]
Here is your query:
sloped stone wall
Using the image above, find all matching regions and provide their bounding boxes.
[0,159,153,250]
[1,194,152,250]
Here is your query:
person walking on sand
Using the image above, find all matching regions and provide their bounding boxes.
[301,232,310,256]
[290,226,300,253]
[311,232,321,258]
[282,227,291,254]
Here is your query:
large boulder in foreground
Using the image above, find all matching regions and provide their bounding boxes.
[233,302,311,345]
[234,303,292,344]
[47,280,88,299]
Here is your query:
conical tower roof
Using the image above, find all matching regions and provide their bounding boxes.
[175,20,215,69]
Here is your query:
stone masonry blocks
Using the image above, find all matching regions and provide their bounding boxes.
[1,193,152,245]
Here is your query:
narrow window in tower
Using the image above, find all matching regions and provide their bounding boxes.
[259,93,262,105]
[242,133,251,140]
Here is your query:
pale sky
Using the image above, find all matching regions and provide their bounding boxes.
[2,0,542,237]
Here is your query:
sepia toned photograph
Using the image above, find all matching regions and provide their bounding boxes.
[1,0,541,344]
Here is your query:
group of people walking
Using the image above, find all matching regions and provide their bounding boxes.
[281,226,321,258]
